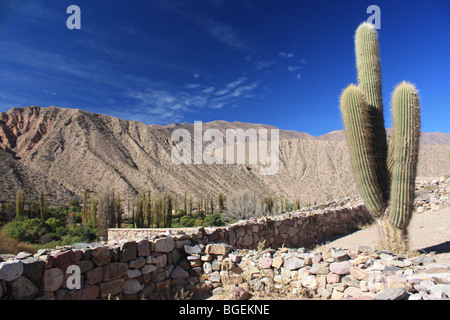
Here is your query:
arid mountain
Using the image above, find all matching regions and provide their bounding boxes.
[0,106,449,206]
[317,128,450,145]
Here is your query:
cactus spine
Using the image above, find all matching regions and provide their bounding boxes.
[340,23,421,252]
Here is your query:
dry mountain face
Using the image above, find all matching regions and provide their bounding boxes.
[0,106,449,206]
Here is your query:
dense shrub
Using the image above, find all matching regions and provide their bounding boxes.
[2,218,49,243]
[45,217,65,232]
[205,213,224,227]
[179,215,195,227]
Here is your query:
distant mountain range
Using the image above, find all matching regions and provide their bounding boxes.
[1,106,449,206]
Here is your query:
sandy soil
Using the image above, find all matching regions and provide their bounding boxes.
[325,207,450,264]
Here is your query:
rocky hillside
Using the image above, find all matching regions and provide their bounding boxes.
[0,106,449,205]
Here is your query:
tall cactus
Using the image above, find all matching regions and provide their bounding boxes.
[340,23,421,252]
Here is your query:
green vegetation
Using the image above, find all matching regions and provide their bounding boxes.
[1,185,307,252]
[1,197,96,251]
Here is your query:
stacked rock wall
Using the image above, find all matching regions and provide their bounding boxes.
[0,203,373,300]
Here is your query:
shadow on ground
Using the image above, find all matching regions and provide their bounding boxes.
[418,241,450,255]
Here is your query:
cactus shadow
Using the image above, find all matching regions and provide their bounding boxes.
[418,241,450,255]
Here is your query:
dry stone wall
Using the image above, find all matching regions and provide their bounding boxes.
[0,202,373,300]
[108,201,372,248]
[1,178,448,300]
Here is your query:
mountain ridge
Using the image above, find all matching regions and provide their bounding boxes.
[1,106,449,205]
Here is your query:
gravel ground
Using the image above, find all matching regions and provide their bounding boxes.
[326,207,450,264]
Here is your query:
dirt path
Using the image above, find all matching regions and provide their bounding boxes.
[326,207,450,264]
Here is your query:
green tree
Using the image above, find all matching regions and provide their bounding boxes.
[39,189,47,220]
[16,190,25,218]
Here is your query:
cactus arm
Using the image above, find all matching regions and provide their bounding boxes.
[389,82,421,229]
[340,84,386,217]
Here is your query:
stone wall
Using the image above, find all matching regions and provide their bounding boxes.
[0,202,373,300]
[108,202,372,249]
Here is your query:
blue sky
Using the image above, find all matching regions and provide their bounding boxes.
[0,0,449,136]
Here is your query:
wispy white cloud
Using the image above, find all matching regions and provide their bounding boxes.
[253,59,276,71]
[127,76,261,123]
[278,52,295,58]
[226,77,248,89]
[287,65,302,72]
[200,17,245,49]
[202,86,215,94]
[160,1,247,50]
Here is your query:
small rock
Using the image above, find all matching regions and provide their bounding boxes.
[302,275,318,290]
[425,263,450,274]
[329,261,352,275]
[126,269,142,279]
[104,262,128,281]
[230,285,249,300]
[326,273,341,284]
[22,257,45,280]
[136,239,150,257]
[52,250,75,272]
[123,279,143,295]
[374,287,407,300]
[332,251,349,262]
[408,255,436,266]
[342,275,360,288]
[91,247,112,267]
[129,257,146,269]
[154,237,175,253]
[350,267,368,280]
[259,257,272,269]
[140,264,157,275]
[15,252,33,260]
[100,279,125,298]
[310,264,329,275]
[120,241,137,262]
[10,276,38,300]
[205,243,232,256]
[208,271,221,283]
[171,266,189,279]
[318,287,332,299]
[272,256,283,269]
[284,257,304,270]
[429,284,450,299]
[343,287,373,300]
[42,268,64,292]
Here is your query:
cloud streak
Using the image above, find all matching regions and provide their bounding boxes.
[127,76,261,123]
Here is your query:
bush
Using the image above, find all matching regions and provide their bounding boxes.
[2,218,49,243]
[179,215,195,227]
[224,191,267,222]
[45,217,65,232]
[205,213,224,227]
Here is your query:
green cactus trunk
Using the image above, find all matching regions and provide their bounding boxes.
[340,23,421,253]
[355,22,390,204]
